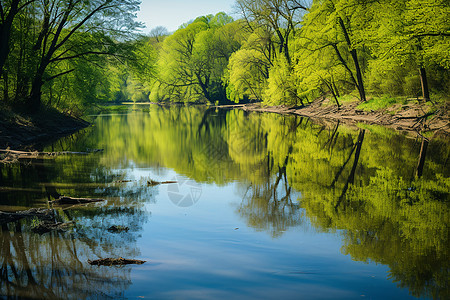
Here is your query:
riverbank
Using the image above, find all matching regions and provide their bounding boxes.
[0,107,90,150]
[215,98,450,137]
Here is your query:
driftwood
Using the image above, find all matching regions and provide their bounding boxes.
[0,208,54,225]
[107,225,129,233]
[50,196,106,205]
[147,180,177,186]
[88,257,146,266]
[32,221,74,234]
[0,148,103,156]
[0,148,103,163]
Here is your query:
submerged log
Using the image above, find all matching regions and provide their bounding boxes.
[32,221,74,234]
[0,208,54,225]
[88,257,146,266]
[0,148,103,156]
[0,148,104,163]
[50,196,106,205]
[147,180,177,186]
[107,225,130,233]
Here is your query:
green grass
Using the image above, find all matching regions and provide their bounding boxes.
[357,96,399,111]
[338,94,359,104]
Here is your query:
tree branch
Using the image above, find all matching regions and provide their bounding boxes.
[54,2,116,52]
[45,69,75,82]
[50,51,121,63]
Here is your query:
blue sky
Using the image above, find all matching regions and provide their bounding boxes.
[137,0,237,33]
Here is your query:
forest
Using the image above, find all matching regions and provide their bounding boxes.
[0,0,449,115]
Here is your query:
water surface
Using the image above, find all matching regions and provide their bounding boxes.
[0,105,448,299]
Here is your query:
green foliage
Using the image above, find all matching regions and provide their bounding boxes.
[226,49,270,102]
[264,55,299,105]
[356,96,398,111]
[151,13,237,104]
[0,0,143,113]
[2,0,448,110]
[30,217,43,229]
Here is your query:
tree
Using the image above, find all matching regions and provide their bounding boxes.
[359,0,450,101]
[154,13,236,104]
[226,48,271,102]
[149,26,169,43]
[26,0,141,111]
[296,0,368,102]
[264,54,302,105]
[236,0,308,64]
[0,0,36,80]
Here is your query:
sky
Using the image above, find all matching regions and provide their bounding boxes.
[137,0,238,33]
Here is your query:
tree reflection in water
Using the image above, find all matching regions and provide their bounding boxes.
[1,106,448,299]
[0,133,152,299]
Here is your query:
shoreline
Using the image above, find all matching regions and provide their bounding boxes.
[213,100,450,138]
[1,99,448,150]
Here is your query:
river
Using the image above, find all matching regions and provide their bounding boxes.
[0,105,448,299]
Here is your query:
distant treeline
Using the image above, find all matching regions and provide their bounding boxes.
[1,0,449,113]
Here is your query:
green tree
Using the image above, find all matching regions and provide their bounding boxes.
[154,13,236,104]
[28,0,141,111]
[359,0,450,101]
[236,0,308,64]
[295,0,369,102]
[0,0,141,111]
[226,48,270,102]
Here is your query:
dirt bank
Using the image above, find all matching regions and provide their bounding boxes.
[0,108,90,150]
[216,99,450,138]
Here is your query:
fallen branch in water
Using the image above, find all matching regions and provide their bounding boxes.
[107,225,130,233]
[147,180,177,186]
[32,221,74,234]
[0,208,54,225]
[0,148,103,163]
[50,196,105,205]
[88,257,146,266]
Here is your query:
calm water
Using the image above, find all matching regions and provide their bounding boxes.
[0,105,448,299]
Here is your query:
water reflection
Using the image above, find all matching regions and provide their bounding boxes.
[0,220,133,299]
[1,137,153,299]
[1,105,449,299]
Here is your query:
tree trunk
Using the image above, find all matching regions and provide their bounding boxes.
[2,71,8,101]
[195,73,211,102]
[419,67,430,102]
[28,60,48,111]
[350,49,366,102]
[337,17,366,102]
[29,74,44,111]
[0,0,20,79]
[323,78,340,108]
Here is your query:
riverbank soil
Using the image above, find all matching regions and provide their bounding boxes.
[0,106,90,149]
[218,98,450,136]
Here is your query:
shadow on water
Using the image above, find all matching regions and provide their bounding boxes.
[1,105,448,299]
